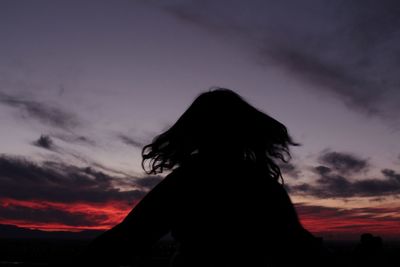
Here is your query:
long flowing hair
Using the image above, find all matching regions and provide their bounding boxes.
[142,88,298,182]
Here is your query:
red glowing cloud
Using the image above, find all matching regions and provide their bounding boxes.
[296,203,400,240]
[0,198,137,231]
[2,196,400,240]
[0,154,399,239]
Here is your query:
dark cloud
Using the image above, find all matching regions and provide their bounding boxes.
[33,135,54,150]
[155,0,400,124]
[0,155,145,203]
[134,176,163,189]
[0,155,167,229]
[117,134,143,149]
[279,162,301,179]
[319,151,369,175]
[288,150,395,198]
[0,91,81,130]
[291,166,400,198]
[32,135,55,150]
[314,165,332,176]
[382,169,400,182]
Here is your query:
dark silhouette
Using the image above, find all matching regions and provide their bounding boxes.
[353,233,384,267]
[78,88,326,266]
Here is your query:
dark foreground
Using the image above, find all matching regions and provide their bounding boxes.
[0,238,399,267]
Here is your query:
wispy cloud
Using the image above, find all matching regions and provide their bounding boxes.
[117,134,144,149]
[30,134,133,177]
[153,0,400,124]
[0,91,81,130]
[53,133,96,146]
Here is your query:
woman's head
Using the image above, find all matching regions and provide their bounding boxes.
[142,88,298,181]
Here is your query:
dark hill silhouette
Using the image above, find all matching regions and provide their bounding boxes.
[0,224,103,239]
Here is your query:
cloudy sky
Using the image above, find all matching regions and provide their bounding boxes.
[1,0,400,240]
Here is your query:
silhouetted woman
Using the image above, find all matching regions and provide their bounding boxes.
[80,88,324,266]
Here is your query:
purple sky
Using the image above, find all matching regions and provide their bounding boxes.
[1,0,400,238]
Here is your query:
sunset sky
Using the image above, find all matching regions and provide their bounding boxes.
[1,0,400,240]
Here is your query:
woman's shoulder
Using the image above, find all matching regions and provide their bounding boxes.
[160,161,194,188]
